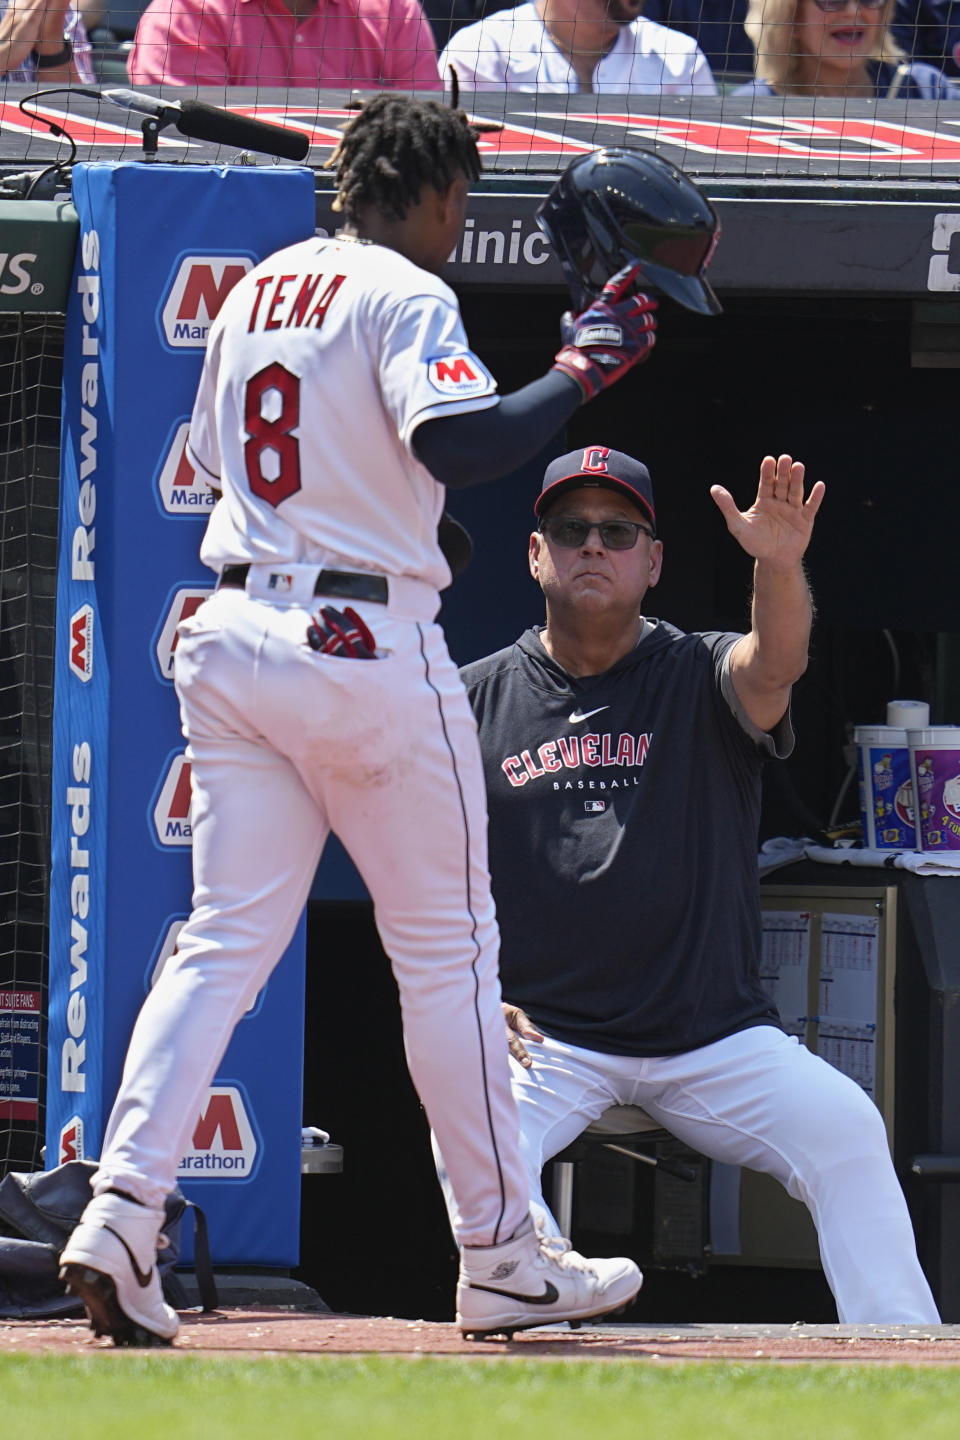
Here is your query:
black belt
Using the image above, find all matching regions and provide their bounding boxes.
[218,563,388,605]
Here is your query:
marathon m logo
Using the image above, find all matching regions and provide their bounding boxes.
[160,254,255,349]
[68,604,94,681]
[147,916,264,1016]
[157,421,216,514]
[427,352,494,397]
[178,1085,260,1179]
[59,1115,85,1164]
[148,917,187,992]
[435,358,476,384]
[152,752,193,847]
[154,587,213,682]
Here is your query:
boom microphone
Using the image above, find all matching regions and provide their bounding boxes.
[99,88,310,161]
[177,101,309,161]
[100,86,182,121]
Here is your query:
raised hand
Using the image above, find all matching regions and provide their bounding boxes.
[710,454,825,570]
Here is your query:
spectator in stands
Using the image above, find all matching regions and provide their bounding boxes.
[643,0,753,78]
[443,0,960,89]
[438,0,717,92]
[421,0,475,54]
[891,0,960,79]
[76,0,102,27]
[436,0,960,87]
[128,0,442,87]
[737,0,958,95]
[0,0,94,80]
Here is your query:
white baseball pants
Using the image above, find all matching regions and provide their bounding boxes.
[439,1024,939,1323]
[93,572,531,1248]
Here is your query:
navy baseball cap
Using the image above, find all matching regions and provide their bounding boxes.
[535,446,656,530]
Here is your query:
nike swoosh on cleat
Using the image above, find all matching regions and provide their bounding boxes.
[468,1281,560,1304]
[104,1225,154,1288]
[568,706,609,724]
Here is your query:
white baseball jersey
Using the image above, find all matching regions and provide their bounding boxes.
[186,235,499,590]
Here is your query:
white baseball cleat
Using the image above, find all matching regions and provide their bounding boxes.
[457,1223,642,1339]
[59,1192,180,1346]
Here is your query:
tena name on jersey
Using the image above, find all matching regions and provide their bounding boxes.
[427,352,494,397]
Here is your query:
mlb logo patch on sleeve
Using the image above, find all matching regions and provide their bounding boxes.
[427,352,494,397]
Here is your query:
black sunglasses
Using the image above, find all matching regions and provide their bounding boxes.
[539,515,656,550]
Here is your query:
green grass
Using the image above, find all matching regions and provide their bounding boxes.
[3,1354,959,1439]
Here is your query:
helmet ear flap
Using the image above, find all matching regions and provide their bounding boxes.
[539,185,622,311]
[537,184,593,311]
[581,192,616,261]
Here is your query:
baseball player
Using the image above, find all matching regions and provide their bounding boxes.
[59,98,660,1345]
[436,445,940,1325]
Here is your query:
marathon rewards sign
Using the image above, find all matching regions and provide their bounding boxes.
[49,162,315,1265]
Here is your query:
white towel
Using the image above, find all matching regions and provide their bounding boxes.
[757,839,960,878]
[757,837,815,873]
[893,851,960,876]
[301,1126,331,1145]
[802,845,900,868]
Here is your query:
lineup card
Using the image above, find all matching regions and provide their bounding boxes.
[759,911,810,1039]
[760,907,881,1096]
[817,912,880,1098]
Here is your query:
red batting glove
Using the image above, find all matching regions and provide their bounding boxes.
[306,605,377,659]
[552,264,658,404]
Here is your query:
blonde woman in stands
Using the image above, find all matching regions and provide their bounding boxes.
[735,0,958,96]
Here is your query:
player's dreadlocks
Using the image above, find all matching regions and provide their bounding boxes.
[326,94,483,224]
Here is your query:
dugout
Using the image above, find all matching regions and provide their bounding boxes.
[0,87,959,1323]
[302,97,960,1323]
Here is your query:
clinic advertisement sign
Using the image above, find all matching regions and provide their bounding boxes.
[50,162,315,1265]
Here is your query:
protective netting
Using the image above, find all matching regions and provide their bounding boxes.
[82,0,960,96]
[0,0,957,181]
[0,314,63,1177]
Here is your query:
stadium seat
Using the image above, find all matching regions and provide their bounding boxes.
[550,1103,697,1238]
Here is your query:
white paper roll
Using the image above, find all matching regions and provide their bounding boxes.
[887,699,930,729]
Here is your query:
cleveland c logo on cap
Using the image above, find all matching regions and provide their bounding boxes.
[581,447,609,473]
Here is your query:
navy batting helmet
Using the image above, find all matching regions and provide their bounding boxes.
[536,147,722,317]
